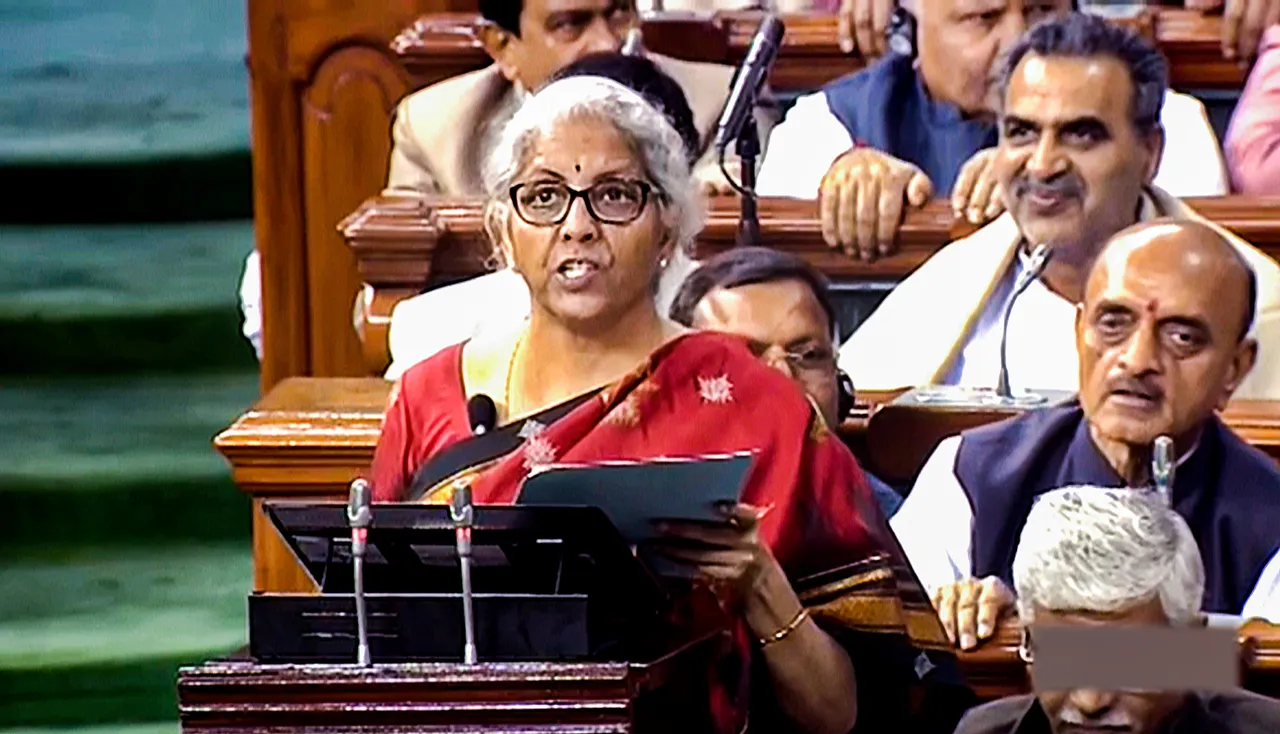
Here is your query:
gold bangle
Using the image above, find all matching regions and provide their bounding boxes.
[758,608,810,648]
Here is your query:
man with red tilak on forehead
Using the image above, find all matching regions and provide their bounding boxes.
[891,219,1280,654]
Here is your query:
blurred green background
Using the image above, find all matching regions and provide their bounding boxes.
[0,2,258,733]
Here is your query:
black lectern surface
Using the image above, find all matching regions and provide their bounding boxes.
[250,502,667,664]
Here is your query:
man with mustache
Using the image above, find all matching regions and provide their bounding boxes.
[755,2,1226,261]
[891,219,1280,653]
[837,14,1280,399]
[953,486,1280,734]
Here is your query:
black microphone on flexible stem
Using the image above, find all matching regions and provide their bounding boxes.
[995,244,1053,402]
[467,394,497,436]
[346,478,373,666]
[714,14,784,248]
[450,483,478,665]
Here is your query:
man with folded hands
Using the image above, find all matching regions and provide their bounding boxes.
[836,14,1280,399]
[891,219,1280,654]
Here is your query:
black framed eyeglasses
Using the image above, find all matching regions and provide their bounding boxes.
[509,179,657,226]
[745,340,837,376]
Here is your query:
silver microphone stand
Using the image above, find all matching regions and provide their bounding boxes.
[347,478,373,667]
[1153,435,1175,505]
[450,484,478,665]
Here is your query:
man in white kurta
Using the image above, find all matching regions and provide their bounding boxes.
[837,14,1280,400]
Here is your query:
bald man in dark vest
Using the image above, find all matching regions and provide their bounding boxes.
[890,219,1280,650]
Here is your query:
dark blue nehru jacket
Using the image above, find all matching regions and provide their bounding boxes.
[952,401,1280,614]
[822,53,998,197]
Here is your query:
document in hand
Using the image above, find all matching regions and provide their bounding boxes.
[516,452,753,544]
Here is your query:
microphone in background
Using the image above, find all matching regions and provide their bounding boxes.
[713,14,784,152]
[995,244,1054,401]
[450,483,478,665]
[467,394,497,436]
[346,478,373,666]
[622,26,645,55]
[1152,435,1175,504]
[714,14,784,248]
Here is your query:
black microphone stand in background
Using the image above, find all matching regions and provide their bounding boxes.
[735,115,761,248]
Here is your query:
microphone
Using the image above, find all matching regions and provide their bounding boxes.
[450,483,478,665]
[346,478,373,666]
[467,394,497,436]
[714,15,784,152]
[995,244,1054,400]
[1153,435,1175,504]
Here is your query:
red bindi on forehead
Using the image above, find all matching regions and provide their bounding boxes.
[1146,300,1159,314]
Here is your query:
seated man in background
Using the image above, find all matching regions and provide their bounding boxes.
[955,486,1280,734]
[384,52,709,378]
[756,2,1226,261]
[1224,25,1280,195]
[243,0,774,363]
[892,219,1280,652]
[667,246,904,516]
[840,14,1280,398]
[387,0,769,196]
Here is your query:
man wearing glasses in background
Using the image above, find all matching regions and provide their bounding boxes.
[670,246,905,517]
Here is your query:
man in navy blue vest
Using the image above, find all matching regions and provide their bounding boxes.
[890,218,1280,651]
[756,2,1227,262]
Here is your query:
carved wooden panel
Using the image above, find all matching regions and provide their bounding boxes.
[302,46,411,377]
[248,0,470,390]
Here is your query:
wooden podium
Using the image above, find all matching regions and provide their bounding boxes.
[178,642,722,734]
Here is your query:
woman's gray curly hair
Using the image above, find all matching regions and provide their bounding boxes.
[1013,486,1204,626]
[481,75,705,268]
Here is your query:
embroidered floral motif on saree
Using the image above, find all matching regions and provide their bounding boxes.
[697,374,734,404]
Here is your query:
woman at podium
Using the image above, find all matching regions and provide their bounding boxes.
[369,76,912,734]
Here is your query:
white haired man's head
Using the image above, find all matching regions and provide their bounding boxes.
[1013,485,1204,626]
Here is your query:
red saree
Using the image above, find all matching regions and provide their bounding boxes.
[369,331,928,732]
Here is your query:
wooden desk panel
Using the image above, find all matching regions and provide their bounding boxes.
[866,398,1280,485]
[393,9,1243,94]
[344,194,1280,375]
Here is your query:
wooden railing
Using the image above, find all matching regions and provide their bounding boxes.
[391,9,1243,94]
[342,194,1280,375]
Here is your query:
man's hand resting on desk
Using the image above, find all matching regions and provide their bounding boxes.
[819,148,933,262]
[838,0,894,57]
[932,576,1015,650]
[951,148,1006,226]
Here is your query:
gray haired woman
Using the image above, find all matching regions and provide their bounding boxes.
[371,76,893,734]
